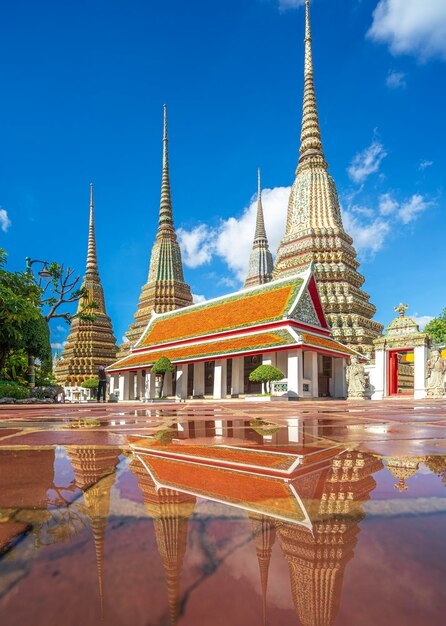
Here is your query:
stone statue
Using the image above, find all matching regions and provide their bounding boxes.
[346,356,367,400]
[426,349,446,398]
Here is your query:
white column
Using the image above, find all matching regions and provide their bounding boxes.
[372,350,386,400]
[213,360,227,400]
[306,351,319,398]
[262,352,276,366]
[164,371,173,397]
[231,357,243,397]
[333,358,347,398]
[414,345,429,399]
[118,372,130,401]
[287,349,303,399]
[176,364,188,401]
[133,372,139,399]
[193,361,205,398]
[109,375,115,396]
[144,371,156,400]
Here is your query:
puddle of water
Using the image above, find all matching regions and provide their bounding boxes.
[1,412,446,625]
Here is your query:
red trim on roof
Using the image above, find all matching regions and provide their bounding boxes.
[308,276,328,328]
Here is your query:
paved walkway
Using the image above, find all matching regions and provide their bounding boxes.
[1,397,446,456]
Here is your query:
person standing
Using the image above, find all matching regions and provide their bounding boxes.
[97,365,107,402]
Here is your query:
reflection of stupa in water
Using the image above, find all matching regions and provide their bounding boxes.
[278,451,383,626]
[130,457,196,625]
[66,446,121,612]
[249,513,277,626]
[385,456,425,492]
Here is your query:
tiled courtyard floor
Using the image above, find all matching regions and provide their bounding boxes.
[1,398,446,626]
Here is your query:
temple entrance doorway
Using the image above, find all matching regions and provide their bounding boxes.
[244,355,262,394]
[204,362,214,396]
[388,350,415,396]
[318,355,332,397]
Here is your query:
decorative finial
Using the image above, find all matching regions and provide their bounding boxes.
[394,303,409,317]
[86,182,99,278]
[298,0,325,167]
[158,104,175,235]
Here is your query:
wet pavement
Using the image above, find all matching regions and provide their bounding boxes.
[1,398,446,625]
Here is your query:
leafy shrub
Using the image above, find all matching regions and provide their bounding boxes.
[248,365,284,394]
[0,380,29,399]
[81,377,99,390]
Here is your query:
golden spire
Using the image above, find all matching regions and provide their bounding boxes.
[86,182,99,279]
[249,514,276,626]
[158,104,175,237]
[299,0,325,167]
[254,168,267,240]
[394,303,409,317]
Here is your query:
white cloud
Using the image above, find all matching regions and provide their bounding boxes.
[121,335,128,344]
[386,70,406,88]
[398,194,431,224]
[177,186,290,283]
[368,0,446,61]
[51,342,67,349]
[177,224,215,268]
[0,208,11,232]
[412,314,434,330]
[419,160,433,171]
[342,210,391,257]
[347,140,387,184]
[192,293,206,304]
[379,192,398,216]
[56,325,67,332]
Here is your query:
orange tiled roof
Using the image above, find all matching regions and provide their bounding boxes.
[109,330,294,371]
[138,277,303,348]
[132,439,297,471]
[141,455,306,522]
[302,333,354,355]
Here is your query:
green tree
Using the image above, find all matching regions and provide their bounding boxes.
[248,364,284,394]
[425,309,446,345]
[152,357,175,398]
[0,250,41,371]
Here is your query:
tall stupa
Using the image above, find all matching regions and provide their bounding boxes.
[118,105,193,357]
[274,0,383,354]
[55,184,118,386]
[244,169,274,289]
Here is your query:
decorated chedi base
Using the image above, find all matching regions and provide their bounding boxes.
[273,0,383,355]
[426,349,446,398]
[118,105,192,358]
[55,185,118,390]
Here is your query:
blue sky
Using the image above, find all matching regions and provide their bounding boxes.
[1,0,445,351]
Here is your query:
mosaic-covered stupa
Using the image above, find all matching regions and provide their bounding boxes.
[274,0,383,354]
[244,169,274,289]
[118,105,192,358]
[55,185,118,386]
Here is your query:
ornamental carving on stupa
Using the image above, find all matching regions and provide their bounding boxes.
[273,0,383,355]
[244,169,274,289]
[118,105,192,358]
[55,185,118,386]
[374,303,430,351]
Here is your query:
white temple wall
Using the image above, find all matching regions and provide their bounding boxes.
[213,359,227,400]
[287,349,303,399]
[414,345,429,399]
[193,361,205,397]
[176,364,188,400]
[333,358,347,398]
[231,357,243,397]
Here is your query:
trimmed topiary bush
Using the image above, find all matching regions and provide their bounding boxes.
[248,365,284,394]
[0,380,29,400]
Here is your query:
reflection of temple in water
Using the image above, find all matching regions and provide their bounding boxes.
[131,419,383,626]
[130,457,196,625]
[385,456,425,492]
[66,446,121,611]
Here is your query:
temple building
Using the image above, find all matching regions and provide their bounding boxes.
[118,105,193,358]
[108,265,357,401]
[55,184,118,389]
[273,0,383,355]
[244,169,274,289]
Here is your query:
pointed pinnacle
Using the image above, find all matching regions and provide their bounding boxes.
[158,104,175,236]
[86,182,99,278]
[254,168,267,241]
[299,0,325,166]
